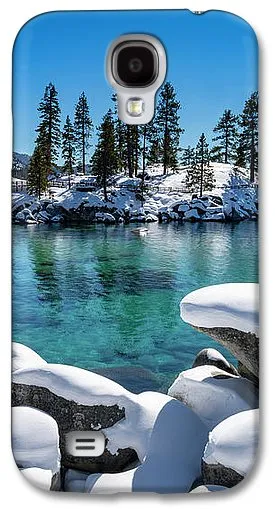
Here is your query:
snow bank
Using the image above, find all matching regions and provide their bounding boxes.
[168,365,258,430]
[12,343,47,373]
[203,409,259,477]
[85,398,208,494]
[12,407,60,477]
[180,283,259,335]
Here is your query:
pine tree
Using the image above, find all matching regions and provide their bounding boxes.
[74,92,93,175]
[111,94,128,173]
[153,82,183,174]
[182,145,195,167]
[186,133,215,196]
[212,109,239,164]
[27,144,48,199]
[91,109,118,200]
[35,82,61,174]
[234,137,246,168]
[62,115,76,188]
[239,92,258,182]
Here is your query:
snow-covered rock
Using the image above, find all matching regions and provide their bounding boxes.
[12,406,61,490]
[84,397,208,494]
[168,365,258,430]
[192,348,239,376]
[12,342,47,373]
[36,210,51,223]
[202,409,259,487]
[180,283,259,377]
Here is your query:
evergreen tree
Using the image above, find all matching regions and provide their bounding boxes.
[212,109,239,164]
[74,92,93,174]
[91,109,118,200]
[186,133,214,196]
[153,82,183,174]
[27,144,48,199]
[182,145,195,167]
[234,136,246,168]
[62,115,76,188]
[111,94,128,173]
[239,92,258,182]
[35,82,61,174]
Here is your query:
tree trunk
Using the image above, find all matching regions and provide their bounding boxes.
[225,125,228,164]
[141,126,147,202]
[82,115,85,175]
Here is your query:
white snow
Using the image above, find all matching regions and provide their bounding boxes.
[168,366,258,430]
[20,468,53,491]
[203,409,259,476]
[180,283,259,335]
[12,406,60,475]
[85,398,208,494]
[12,342,47,373]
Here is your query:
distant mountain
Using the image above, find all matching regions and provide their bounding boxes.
[12,152,30,179]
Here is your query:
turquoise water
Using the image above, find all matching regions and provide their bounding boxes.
[13,222,258,393]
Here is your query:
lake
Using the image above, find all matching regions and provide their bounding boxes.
[12,221,258,393]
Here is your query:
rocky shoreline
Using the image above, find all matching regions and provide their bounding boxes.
[12,283,259,493]
[12,174,258,226]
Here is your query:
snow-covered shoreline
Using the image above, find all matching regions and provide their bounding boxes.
[12,282,259,493]
[12,164,258,226]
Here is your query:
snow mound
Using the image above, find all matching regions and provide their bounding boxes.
[168,365,258,429]
[12,407,60,476]
[12,342,47,373]
[203,409,259,477]
[20,468,53,491]
[180,283,259,335]
[85,398,208,494]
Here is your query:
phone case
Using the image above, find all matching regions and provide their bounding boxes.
[12,9,259,494]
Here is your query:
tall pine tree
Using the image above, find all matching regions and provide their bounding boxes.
[91,109,118,200]
[111,94,128,173]
[62,115,76,188]
[35,82,61,174]
[212,109,239,164]
[27,144,48,199]
[74,92,93,175]
[186,133,215,196]
[239,91,258,182]
[153,82,183,174]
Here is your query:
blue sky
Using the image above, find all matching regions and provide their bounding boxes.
[13,9,258,160]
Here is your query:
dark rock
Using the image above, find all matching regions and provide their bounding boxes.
[192,348,239,376]
[12,382,138,474]
[202,460,243,488]
[192,326,259,378]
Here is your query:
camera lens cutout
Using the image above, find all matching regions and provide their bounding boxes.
[112,41,158,87]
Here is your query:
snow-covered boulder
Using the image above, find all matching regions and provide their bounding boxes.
[145,214,158,222]
[84,398,208,494]
[12,363,138,473]
[12,406,61,490]
[180,283,259,377]
[178,203,190,213]
[51,215,63,223]
[12,342,47,373]
[15,211,26,223]
[168,365,258,430]
[202,409,259,487]
[192,348,239,376]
